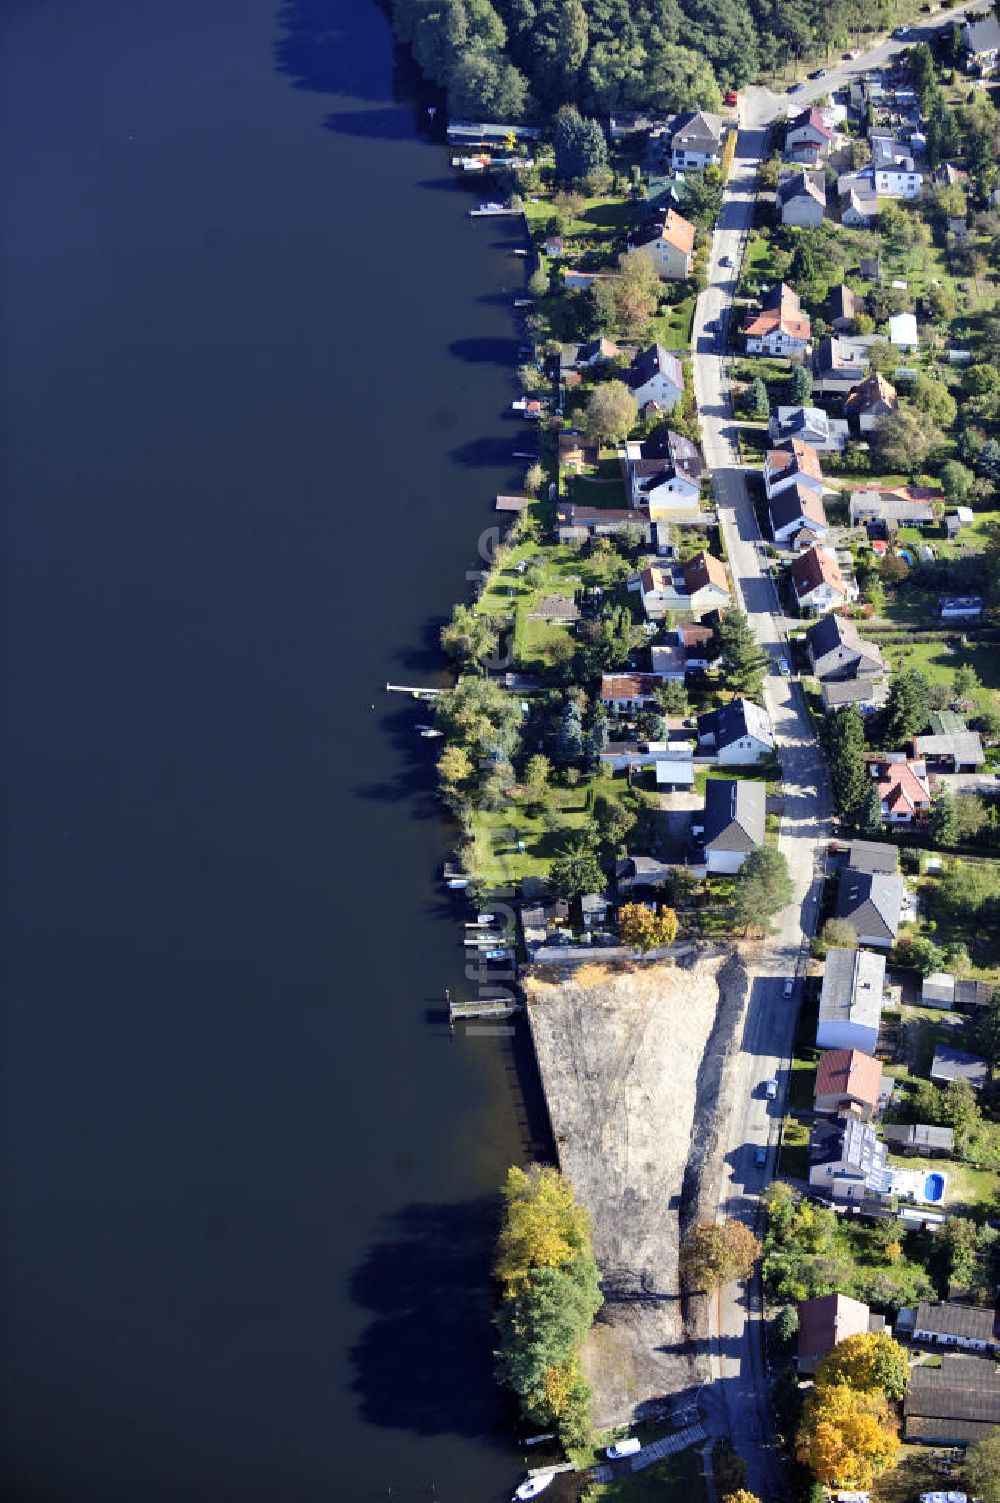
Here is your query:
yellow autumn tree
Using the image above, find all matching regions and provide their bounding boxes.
[618,902,679,952]
[723,1491,761,1503]
[796,1382,899,1487]
[815,1331,910,1402]
[494,1164,593,1294]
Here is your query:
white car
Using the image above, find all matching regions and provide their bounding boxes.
[783,977,794,997]
[766,1078,778,1100]
[607,1438,642,1459]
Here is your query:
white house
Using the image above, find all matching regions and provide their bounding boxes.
[764,437,825,500]
[778,170,826,227]
[770,484,829,548]
[621,429,703,519]
[913,1301,999,1353]
[785,107,835,163]
[871,134,924,198]
[791,544,854,612]
[963,14,1000,73]
[696,698,773,764]
[770,405,848,451]
[742,283,811,357]
[698,777,766,874]
[839,173,878,226]
[625,344,684,411]
[670,110,724,170]
[817,947,886,1054]
[844,371,898,433]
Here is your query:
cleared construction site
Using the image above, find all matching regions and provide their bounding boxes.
[524,947,751,1428]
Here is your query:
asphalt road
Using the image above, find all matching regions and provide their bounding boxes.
[691,10,989,1484]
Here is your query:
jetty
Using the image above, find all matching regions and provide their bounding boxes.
[469,203,520,217]
[449,995,523,1022]
[385,682,442,699]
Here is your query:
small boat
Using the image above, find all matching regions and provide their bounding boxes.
[514,1475,554,1500]
[477,913,496,924]
[419,728,443,738]
[447,877,470,890]
[486,948,509,961]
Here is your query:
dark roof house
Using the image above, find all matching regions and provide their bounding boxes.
[835,867,904,946]
[905,1355,1000,1445]
[806,613,885,681]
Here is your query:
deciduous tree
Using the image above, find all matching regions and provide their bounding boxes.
[814,1332,909,1402]
[584,380,638,446]
[796,1382,899,1488]
[618,902,678,952]
[549,833,604,899]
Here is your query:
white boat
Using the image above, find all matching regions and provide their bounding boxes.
[446,877,470,889]
[514,1474,554,1500]
[477,913,496,924]
[419,728,443,738]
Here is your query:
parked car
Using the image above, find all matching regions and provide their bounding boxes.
[789,81,804,92]
[607,1439,642,1460]
[809,67,828,79]
[719,253,733,267]
[765,1078,778,1100]
[755,1146,768,1167]
[783,977,794,997]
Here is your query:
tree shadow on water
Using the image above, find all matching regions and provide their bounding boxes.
[349,1198,507,1438]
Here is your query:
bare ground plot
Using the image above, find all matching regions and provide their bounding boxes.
[525,951,750,1428]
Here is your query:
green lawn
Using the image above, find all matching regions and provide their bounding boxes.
[779,1117,810,1179]
[470,797,593,886]
[583,1440,708,1503]
[788,1056,817,1111]
[571,475,628,509]
[888,1155,1000,1216]
[649,295,697,350]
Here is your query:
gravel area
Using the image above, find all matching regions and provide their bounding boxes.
[525,948,750,1428]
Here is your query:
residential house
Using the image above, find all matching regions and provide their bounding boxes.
[829,284,859,331]
[870,133,925,198]
[769,405,848,451]
[628,206,697,280]
[930,1047,989,1092]
[676,620,718,672]
[860,255,883,283]
[742,283,811,357]
[839,173,878,226]
[696,698,773,764]
[764,437,825,500]
[791,544,854,612]
[697,777,766,874]
[670,110,725,170]
[771,489,830,553]
[871,757,931,825]
[883,1123,954,1157]
[913,1302,998,1354]
[615,855,676,895]
[599,673,663,712]
[682,551,730,611]
[954,979,996,1013]
[889,312,919,350]
[654,752,695,789]
[905,1356,1000,1446]
[622,428,703,519]
[625,344,684,411]
[580,893,611,929]
[806,613,885,682]
[844,371,898,433]
[847,840,898,874]
[912,730,985,772]
[849,487,938,530]
[797,1292,875,1375]
[649,640,686,682]
[558,432,596,471]
[778,170,826,227]
[813,336,869,395]
[785,107,836,163]
[809,1113,889,1202]
[813,1049,883,1119]
[817,947,886,1054]
[556,502,652,548]
[560,337,620,375]
[835,867,904,947]
[820,676,887,714]
[963,14,1000,73]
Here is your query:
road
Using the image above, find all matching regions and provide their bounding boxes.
[685,5,985,1486]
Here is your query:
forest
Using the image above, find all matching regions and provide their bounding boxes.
[388,0,906,119]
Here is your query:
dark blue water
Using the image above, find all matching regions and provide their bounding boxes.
[0,2,544,1498]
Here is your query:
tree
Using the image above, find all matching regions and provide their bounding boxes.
[796,1383,899,1488]
[523,754,552,811]
[524,461,545,495]
[940,1078,981,1148]
[618,902,678,952]
[940,459,975,508]
[655,680,688,715]
[874,405,946,473]
[884,668,931,744]
[913,373,958,428]
[966,1426,1000,1503]
[584,380,638,447]
[774,1305,799,1345]
[681,1220,760,1292]
[742,376,770,420]
[826,706,868,820]
[593,792,635,851]
[858,782,883,836]
[447,53,532,122]
[556,700,585,767]
[549,834,604,899]
[438,743,474,795]
[441,604,502,669]
[723,1493,760,1503]
[790,363,814,404]
[553,106,607,185]
[732,848,794,936]
[929,789,957,845]
[592,257,661,339]
[713,608,767,698]
[974,988,1000,1068]
[814,1332,910,1402]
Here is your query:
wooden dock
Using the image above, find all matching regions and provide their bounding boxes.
[385,682,442,699]
[495,494,531,513]
[448,995,523,1022]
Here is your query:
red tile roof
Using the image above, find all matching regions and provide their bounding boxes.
[814,1049,883,1109]
[791,544,845,599]
[683,550,729,596]
[877,760,931,815]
